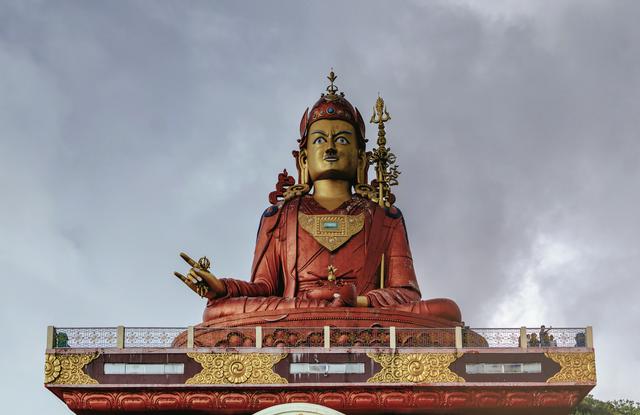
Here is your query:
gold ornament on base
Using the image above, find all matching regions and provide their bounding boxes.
[44,353,99,385]
[367,352,464,384]
[546,352,596,383]
[186,352,288,385]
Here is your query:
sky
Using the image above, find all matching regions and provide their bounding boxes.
[1,0,639,412]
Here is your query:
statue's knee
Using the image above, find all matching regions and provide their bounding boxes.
[423,298,462,322]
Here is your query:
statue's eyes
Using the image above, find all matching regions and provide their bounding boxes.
[335,137,350,145]
[313,137,327,144]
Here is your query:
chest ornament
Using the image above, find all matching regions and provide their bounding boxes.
[298,212,365,252]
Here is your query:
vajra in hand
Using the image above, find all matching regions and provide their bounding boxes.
[174,252,226,299]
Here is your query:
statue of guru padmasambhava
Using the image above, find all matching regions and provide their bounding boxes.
[174,72,462,332]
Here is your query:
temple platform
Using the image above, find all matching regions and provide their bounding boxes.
[44,325,595,414]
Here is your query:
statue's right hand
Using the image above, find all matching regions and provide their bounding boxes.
[174,252,227,299]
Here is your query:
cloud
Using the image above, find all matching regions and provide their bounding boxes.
[1,0,639,411]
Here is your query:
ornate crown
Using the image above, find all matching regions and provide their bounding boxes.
[298,70,367,149]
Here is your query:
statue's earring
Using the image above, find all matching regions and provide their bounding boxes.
[355,151,375,200]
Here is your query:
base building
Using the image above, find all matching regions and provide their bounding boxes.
[44,311,595,414]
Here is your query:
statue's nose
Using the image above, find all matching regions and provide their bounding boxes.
[325,147,337,156]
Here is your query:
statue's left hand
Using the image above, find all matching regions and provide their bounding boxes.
[330,283,357,307]
[302,282,357,307]
[174,252,227,299]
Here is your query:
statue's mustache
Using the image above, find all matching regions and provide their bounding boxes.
[323,149,339,161]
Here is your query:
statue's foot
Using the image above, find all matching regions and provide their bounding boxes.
[203,295,333,321]
[393,298,462,323]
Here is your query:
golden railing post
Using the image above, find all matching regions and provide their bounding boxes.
[47,326,55,349]
[255,326,263,349]
[116,326,125,349]
[187,326,195,349]
[455,326,463,349]
[324,326,330,349]
[520,327,528,349]
[390,326,396,349]
[585,326,594,348]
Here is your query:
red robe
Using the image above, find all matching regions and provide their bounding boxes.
[204,195,460,322]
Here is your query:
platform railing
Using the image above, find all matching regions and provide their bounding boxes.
[469,327,590,348]
[47,326,593,350]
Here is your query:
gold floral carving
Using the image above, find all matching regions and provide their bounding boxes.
[44,353,99,385]
[545,352,596,383]
[186,353,288,385]
[367,352,464,383]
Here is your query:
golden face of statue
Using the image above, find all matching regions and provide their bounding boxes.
[303,119,362,183]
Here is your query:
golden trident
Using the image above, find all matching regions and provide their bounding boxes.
[369,95,401,289]
[369,96,400,209]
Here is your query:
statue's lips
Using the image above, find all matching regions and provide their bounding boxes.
[323,155,339,162]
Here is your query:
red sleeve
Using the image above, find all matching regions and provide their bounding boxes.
[366,217,422,307]
[215,209,283,298]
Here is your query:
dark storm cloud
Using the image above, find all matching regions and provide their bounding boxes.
[1,1,638,411]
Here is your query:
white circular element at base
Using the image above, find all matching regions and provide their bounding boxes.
[253,403,346,415]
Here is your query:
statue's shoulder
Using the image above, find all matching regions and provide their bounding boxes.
[360,197,403,220]
[261,196,300,219]
[262,203,282,218]
[385,205,403,219]
[257,201,287,235]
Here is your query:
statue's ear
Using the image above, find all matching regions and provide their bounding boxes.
[298,149,310,185]
[292,150,301,183]
[357,150,369,185]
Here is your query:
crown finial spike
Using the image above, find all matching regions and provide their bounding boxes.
[326,69,339,96]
